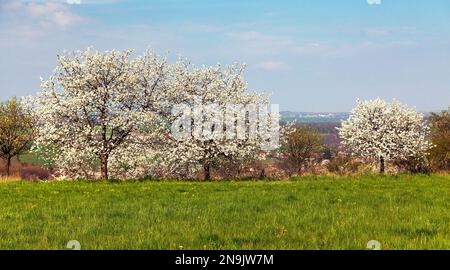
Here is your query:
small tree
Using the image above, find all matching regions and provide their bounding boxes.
[0,98,35,176]
[428,109,450,171]
[338,98,432,174]
[282,125,324,174]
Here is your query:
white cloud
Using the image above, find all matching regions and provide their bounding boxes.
[0,0,87,38]
[227,30,333,59]
[367,0,382,5]
[52,10,84,28]
[27,2,85,29]
[65,0,123,4]
[67,0,82,5]
[256,61,289,71]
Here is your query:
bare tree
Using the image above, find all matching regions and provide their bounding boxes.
[282,125,323,174]
[428,109,450,171]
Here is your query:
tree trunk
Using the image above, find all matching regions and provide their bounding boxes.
[304,160,309,173]
[380,156,385,174]
[203,158,211,181]
[260,168,266,178]
[5,157,11,176]
[236,164,241,178]
[100,154,109,180]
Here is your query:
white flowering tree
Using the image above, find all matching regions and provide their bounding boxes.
[31,49,278,180]
[164,59,279,180]
[32,49,170,180]
[338,98,432,173]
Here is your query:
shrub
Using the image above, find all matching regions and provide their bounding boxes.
[281,125,325,175]
[428,110,450,171]
[20,165,52,180]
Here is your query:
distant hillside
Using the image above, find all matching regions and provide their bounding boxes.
[281,111,350,123]
[281,110,437,123]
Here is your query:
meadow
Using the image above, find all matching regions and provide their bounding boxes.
[0,174,449,250]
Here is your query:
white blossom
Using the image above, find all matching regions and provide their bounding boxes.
[338,98,432,173]
[161,58,278,180]
[29,48,278,180]
[30,48,170,180]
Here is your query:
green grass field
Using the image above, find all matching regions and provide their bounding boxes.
[0,174,449,250]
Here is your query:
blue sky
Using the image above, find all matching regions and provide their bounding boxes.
[0,0,449,112]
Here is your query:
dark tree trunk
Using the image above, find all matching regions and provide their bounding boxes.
[304,160,309,173]
[260,168,266,178]
[203,158,211,181]
[236,163,241,178]
[297,162,303,175]
[5,157,11,176]
[380,156,385,174]
[100,154,109,180]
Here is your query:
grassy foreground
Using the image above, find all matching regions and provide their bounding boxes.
[0,174,449,250]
